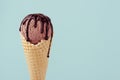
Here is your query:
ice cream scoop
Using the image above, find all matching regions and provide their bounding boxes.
[19,13,53,45]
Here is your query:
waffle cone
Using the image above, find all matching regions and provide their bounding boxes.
[20,34,51,80]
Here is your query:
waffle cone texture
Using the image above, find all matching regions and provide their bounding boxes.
[20,34,52,80]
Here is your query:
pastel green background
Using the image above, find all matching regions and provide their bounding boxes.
[0,0,120,80]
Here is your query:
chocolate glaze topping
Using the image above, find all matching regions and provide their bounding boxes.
[19,13,53,57]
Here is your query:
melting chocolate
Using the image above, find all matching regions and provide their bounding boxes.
[34,15,37,28]
[26,17,32,41]
[23,19,28,25]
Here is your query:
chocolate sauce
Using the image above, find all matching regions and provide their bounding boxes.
[19,27,21,31]
[47,22,53,57]
[41,20,44,33]
[19,13,53,58]
[26,17,32,41]
[47,38,52,57]
[23,19,28,25]
[34,15,37,28]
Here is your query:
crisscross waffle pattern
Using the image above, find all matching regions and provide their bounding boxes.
[21,34,51,80]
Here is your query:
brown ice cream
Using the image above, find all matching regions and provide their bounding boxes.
[19,13,53,45]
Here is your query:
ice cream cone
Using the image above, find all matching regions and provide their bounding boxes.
[20,34,51,80]
[19,13,53,80]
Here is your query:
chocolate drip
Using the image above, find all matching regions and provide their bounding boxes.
[19,19,27,31]
[19,27,21,31]
[47,38,52,57]
[45,23,49,40]
[19,16,29,31]
[47,22,53,57]
[50,21,53,37]
[26,17,32,41]
[23,19,28,25]
[41,21,44,33]
[34,15,37,28]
